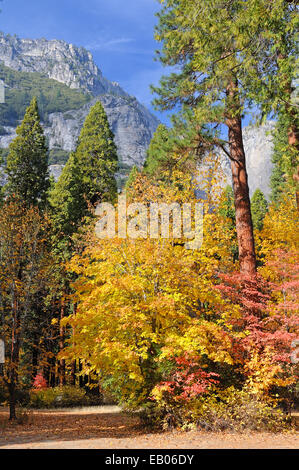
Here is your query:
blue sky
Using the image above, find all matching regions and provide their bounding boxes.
[0,0,171,123]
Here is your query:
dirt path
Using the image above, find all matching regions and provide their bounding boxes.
[0,406,298,449]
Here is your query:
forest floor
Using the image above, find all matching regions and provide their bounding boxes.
[0,406,298,449]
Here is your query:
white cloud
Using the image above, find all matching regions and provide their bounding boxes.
[85,37,134,52]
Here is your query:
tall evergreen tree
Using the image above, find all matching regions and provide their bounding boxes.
[238,0,298,207]
[6,97,49,207]
[219,185,238,263]
[144,114,207,181]
[219,186,236,223]
[50,101,118,240]
[251,189,268,231]
[49,102,118,385]
[51,102,118,384]
[144,124,175,176]
[153,0,257,275]
[270,114,290,204]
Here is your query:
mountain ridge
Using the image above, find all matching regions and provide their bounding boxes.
[0,33,275,196]
[0,32,160,178]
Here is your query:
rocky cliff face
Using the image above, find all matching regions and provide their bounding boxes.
[45,94,159,167]
[196,121,274,200]
[0,33,160,173]
[0,33,127,96]
[242,121,274,198]
[0,33,275,196]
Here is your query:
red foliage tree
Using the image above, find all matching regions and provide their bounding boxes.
[154,355,220,402]
[33,373,48,390]
[216,250,298,373]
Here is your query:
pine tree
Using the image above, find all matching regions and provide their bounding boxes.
[75,101,118,205]
[153,0,257,275]
[50,101,118,239]
[238,0,298,207]
[125,165,141,192]
[270,115,289,204]
[49,102,118,385]
[6,97,49,207]
[144,124,174,176]
[251,189,268,231]
[219,185,238,262]
[144,116,204,184]
[219,186,236,223]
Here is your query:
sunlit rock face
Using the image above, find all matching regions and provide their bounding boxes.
[0,34,274,195]
[0,33,160,179]
[196,122,275,200]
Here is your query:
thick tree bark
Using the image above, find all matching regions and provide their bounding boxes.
[226,81,257,276]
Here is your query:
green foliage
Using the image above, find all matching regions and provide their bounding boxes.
[48,149,70,165]
[143,114,205,187]
[0,63,91,126]
[153,1,247,127]
[251,189,268,231]
[125,165,141,191]
[50,101,118,244]
[218,186,238,262]
[270,112,298,204]
[29,386,100,409]
[153,0,298,153]
[144,124,175,176]
[74,101,118,204]
[239,1,298,118]
[5,97,50,207]
[0,148,9,163]
[219,186,236,222]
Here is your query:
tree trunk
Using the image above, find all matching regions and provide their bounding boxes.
[32,334,39,382]
[59,300,66,386]
[79,359,84,388]
[71,360,76,386]
[8,380,17,421]
[70,304,77,386]
[226,81,257,276]
[9,286,20,421]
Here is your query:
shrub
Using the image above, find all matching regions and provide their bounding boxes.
[33,373,48,390]
[29,386,101,409]
[148,385,292,432]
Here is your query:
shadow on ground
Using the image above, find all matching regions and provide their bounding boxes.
[0,406,146,447]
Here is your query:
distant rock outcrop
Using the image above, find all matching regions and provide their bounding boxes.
[219,121,275,198]
[0,33,275,196]
[0,33,160,175]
